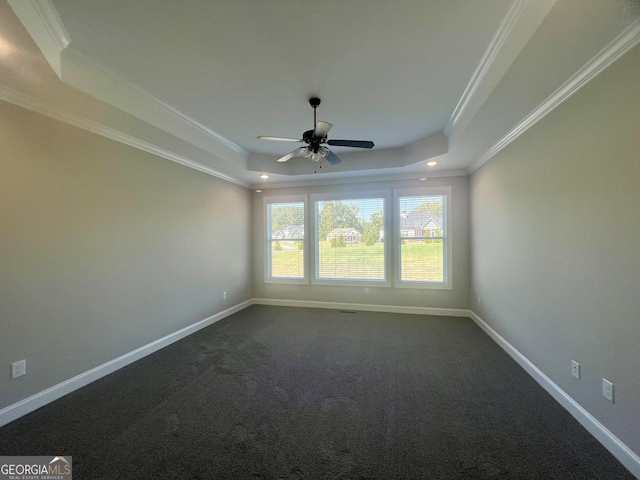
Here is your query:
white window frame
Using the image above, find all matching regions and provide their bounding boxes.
[311,191,391,287]
[264,195,308,285]
[393,187,452,290]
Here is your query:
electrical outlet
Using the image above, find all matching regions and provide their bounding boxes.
[571,360,580,380]
[364,287,370,294]
[223,291,227,300]
[11,360,26,379]
[602,378,614,402]
[477,296,481,306]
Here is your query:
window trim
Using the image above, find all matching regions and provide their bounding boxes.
[263,195,308,285]
[311,191,391,287]
[393,187,452,290]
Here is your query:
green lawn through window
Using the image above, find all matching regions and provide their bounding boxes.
[270,240,443,282]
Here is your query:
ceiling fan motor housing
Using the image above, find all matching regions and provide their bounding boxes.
[303,129,322,151]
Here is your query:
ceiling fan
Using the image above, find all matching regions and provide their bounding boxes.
[257,97,374,166]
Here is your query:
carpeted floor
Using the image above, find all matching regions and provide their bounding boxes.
[0,305,634,479]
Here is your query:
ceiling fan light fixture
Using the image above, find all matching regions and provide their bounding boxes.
[307,147,328,163]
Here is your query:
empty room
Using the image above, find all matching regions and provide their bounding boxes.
[1,1,639,478]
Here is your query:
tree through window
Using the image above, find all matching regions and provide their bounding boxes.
[315,197,385,281]
[266,200,305,281]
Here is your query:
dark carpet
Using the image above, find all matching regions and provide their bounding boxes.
[0,305,634,479]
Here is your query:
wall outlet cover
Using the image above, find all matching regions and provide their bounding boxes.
[11,360,26,379]
[602,378,614,402]
[571,360,580,379]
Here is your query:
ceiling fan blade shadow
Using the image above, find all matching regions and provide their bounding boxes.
[313,121,333,140]
[327,139,374,149]
[325,149,342,165]
[258,136,303,142]
[277,147,308,162]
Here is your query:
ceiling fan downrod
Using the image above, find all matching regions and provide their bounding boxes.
[309,97,321,129]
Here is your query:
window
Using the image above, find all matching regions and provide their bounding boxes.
[265,197,306,283]
[263,188,452,289]
[395,188,451,288]
[314,195,387,284]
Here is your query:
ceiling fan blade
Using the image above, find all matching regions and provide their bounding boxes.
[277,147,308,163]
[313,121,333,140]
[324,149,342,165]
[258,136,303,142]
[327,139,374,149]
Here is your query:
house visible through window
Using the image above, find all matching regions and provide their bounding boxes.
[314,196,386,283]
[266,199,305,281]
[396,188,450,287]
[264,189,451,289]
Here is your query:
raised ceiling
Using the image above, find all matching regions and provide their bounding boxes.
[4,0,640,188]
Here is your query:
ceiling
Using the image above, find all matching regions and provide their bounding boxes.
[4,0,640,188]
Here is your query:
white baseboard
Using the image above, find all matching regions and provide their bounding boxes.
[0,299,253,428]
[3,299,637,478]
[252,297,470,318]
[467,310,640,478]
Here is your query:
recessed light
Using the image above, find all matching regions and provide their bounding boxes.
[419,177,427,181]
[427,161,438,167]
[0,36,12,57]
[260,174,269,179]
[255,190,262,193]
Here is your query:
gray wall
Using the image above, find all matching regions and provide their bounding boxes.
[470,45,640,455]
[252,176,470,310]
[0,100,252,410]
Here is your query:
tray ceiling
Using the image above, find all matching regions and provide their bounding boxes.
[4,0,640,187]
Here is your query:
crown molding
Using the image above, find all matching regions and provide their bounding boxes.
[445,0,557,139]
[61,46,248,162]
[7,0,70,76]
[469,17,640,174]
[251,169,469,191]
[8,0,248,165]
[445,0,528,137]
[0,86,250,188]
